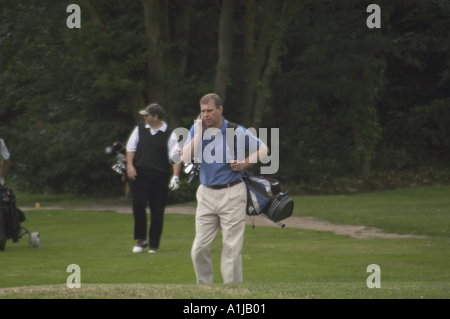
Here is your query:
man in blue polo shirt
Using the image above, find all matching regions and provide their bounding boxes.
[180,93,268,284]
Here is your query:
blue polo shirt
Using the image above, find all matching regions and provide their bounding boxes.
[184,117,261,186]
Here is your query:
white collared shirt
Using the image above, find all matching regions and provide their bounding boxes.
[0,139,10,161]
[126,122,178,161]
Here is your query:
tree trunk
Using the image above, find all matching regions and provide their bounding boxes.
[214,0,236,103]
[127,88,147,124]
[82,0,147,123]
[244,0,256,67]
[241,0,277,127]
[252,0,301,128]
[353,125,371,179]
[163,0,192,128]
[141,0,166,108]
[172,0,192,79]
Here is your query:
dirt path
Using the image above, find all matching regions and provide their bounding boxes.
[20,204,429,239]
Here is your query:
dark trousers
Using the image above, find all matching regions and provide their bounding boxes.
[131,170,170,249]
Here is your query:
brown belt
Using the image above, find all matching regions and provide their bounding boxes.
[207,179,242,190]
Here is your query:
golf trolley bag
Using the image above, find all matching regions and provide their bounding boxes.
[0,187,40,250]
[243,169,294,227]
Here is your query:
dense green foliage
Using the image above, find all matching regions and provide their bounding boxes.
[1,0,449,195]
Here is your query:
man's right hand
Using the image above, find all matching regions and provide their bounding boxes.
[195,113,205,135]
[127,166,137,181]
[181,114,205,164]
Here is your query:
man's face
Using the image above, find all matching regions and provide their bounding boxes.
[143,113,157,125]
[200,100,222,129]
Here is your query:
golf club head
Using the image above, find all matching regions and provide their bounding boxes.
[184,163,194,174]
[112,163,126,174]
[105,146,115,156]
[112,141,124,152]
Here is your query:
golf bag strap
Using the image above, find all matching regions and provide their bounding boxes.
[227,122,238,160]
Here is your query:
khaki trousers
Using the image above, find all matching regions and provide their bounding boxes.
[191,182,247,284]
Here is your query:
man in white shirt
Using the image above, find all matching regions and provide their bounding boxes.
[126,104,181,253]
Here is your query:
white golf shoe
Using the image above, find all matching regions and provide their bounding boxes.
[132,240,147,253]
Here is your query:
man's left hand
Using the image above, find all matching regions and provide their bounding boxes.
[230,160,248,172]
[169,176,180,190]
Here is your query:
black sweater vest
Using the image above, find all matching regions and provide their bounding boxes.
[133,121,172,174]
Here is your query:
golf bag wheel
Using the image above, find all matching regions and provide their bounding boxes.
[30,232,40,248]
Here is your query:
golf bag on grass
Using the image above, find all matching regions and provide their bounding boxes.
[0,187,40,251]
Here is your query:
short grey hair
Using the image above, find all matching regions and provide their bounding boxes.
[200,93,222,109]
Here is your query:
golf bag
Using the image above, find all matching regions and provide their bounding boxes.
[227,122,294,227]
[242,169,294,227]
[0,187,41,250]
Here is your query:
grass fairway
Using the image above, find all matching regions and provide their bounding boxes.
[1,185,450,299]
[295,185,450,237]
